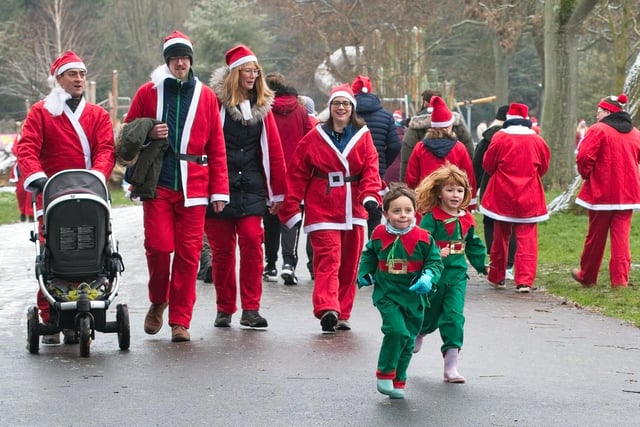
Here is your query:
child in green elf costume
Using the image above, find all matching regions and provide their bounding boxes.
[357,183,443,399]
[413,164,487,383]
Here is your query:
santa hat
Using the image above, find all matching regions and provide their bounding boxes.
[44,51,86,117]
[351,75,372,94]
[393,110,402,120]
[225,44,258,69]
[429,96,453,128]
[163,30,194,65]
[598,93,628,113]
[506,102,529,120]
[328,83,356,108]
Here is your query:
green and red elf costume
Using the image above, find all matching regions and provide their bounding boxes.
[418,205,487,356]
[358,221,443,398]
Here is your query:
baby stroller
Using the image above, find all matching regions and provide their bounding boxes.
[26,169,128,357]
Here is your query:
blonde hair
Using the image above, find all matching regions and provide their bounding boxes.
[222,61,273,107]
[415,163,472,213]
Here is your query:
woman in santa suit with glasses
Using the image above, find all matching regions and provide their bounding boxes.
[279,83,382,333]
[206,44,286,330]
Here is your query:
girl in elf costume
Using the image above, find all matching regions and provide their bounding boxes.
[413,164,487,383]
[357,183,443,399]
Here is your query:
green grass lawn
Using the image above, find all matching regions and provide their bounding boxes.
[2,186,639,328]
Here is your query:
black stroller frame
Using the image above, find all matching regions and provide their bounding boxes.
[25,169,129,357]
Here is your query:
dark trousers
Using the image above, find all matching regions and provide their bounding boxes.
[367,207,383,239]
[483,215,516,268]
[263,211,300,269]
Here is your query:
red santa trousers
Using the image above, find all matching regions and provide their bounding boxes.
[309,226,364,320]
[15,175,34,218]
[143,187,205,329]
[579,210,632,286]
[489,221,538,286]
[205,215,264,314]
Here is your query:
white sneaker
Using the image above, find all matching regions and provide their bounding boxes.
[505,268,514,281]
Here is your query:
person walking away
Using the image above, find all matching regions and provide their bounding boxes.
[357,183,443,399]
[404,96,477,209]
[279,83,381,333]
[351,75,401,238]
[479,102,550,292]
[399,89,473,181]
[262,72,313,285]
[413,164,487,383]
[17,50,116,344]
[571,93,640,288]
[207,45,286,329]
[125,31,230,342]
[10,121,34,222]
[472,105,517,280]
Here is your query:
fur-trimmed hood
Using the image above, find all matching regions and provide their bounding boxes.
[209,66,273,124]
[408,110,464,131]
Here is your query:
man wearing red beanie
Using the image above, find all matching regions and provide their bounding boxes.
[572,93,640,288]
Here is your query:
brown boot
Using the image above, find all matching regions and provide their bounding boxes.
[171,325,190,342]
[144,302,168,335]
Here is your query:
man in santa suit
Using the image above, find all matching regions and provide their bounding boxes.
[126,30,229,342]
[279,83,381,333]
[480,102,550,293]
[17,50,115,344]
[572,93,640,288]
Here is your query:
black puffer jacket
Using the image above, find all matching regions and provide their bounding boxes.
[354,93,400,178]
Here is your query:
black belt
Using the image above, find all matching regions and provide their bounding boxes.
[173,152,208,165]
[313,171,361,194]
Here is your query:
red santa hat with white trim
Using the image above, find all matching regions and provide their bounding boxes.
[429,96,453,128]
[225,44,258,69]
[47,50,87,90]
[506,102,529,120]
[163,30,194,65]
[351,75,372,94]
[328,83,356,108]
[44,50,87,116]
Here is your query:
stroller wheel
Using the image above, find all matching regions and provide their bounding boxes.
[26,306,40,354]
[116,304,130,350]
[78,316,92,357]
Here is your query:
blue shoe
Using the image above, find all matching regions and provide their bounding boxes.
[389,388,405,399]
[377,379,394,396]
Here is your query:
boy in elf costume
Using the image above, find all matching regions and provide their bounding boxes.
[414,164,487,383]
[357,183,443,399]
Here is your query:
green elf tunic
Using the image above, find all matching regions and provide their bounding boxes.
[419,206,487,353]
[358,223,443,387]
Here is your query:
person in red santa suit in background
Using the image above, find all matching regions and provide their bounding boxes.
[10,121,34,222]
[279,83,381,333]
[404,96,477,209]
[206,44,286,329]
[572,93,640,288]
[17,50,116,344]
[479,102,550,293]
[126,30,229,342]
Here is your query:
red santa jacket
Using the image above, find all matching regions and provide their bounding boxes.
[278,124,381,232]
[480,125,550,222]
[576,119,640,210]
[17,99,115,192]
[404,139,476,205]
[126,65,229,207]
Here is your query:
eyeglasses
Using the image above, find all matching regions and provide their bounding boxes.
[241,68,261,76]
[170,56,191,63]
[331,101,352,108]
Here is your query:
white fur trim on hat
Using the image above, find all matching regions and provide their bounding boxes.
[328,90,356,108]
[164,37,193,50]
[56,61,86,76]
[228,55,257,69]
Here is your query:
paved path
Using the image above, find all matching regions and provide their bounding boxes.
[1,205,639,426]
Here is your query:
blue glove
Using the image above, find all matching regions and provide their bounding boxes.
[409,270,434,294]
[357,273,375,288]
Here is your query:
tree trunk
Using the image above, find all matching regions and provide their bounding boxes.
[541,0,598,187]
[493,38,509,107]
